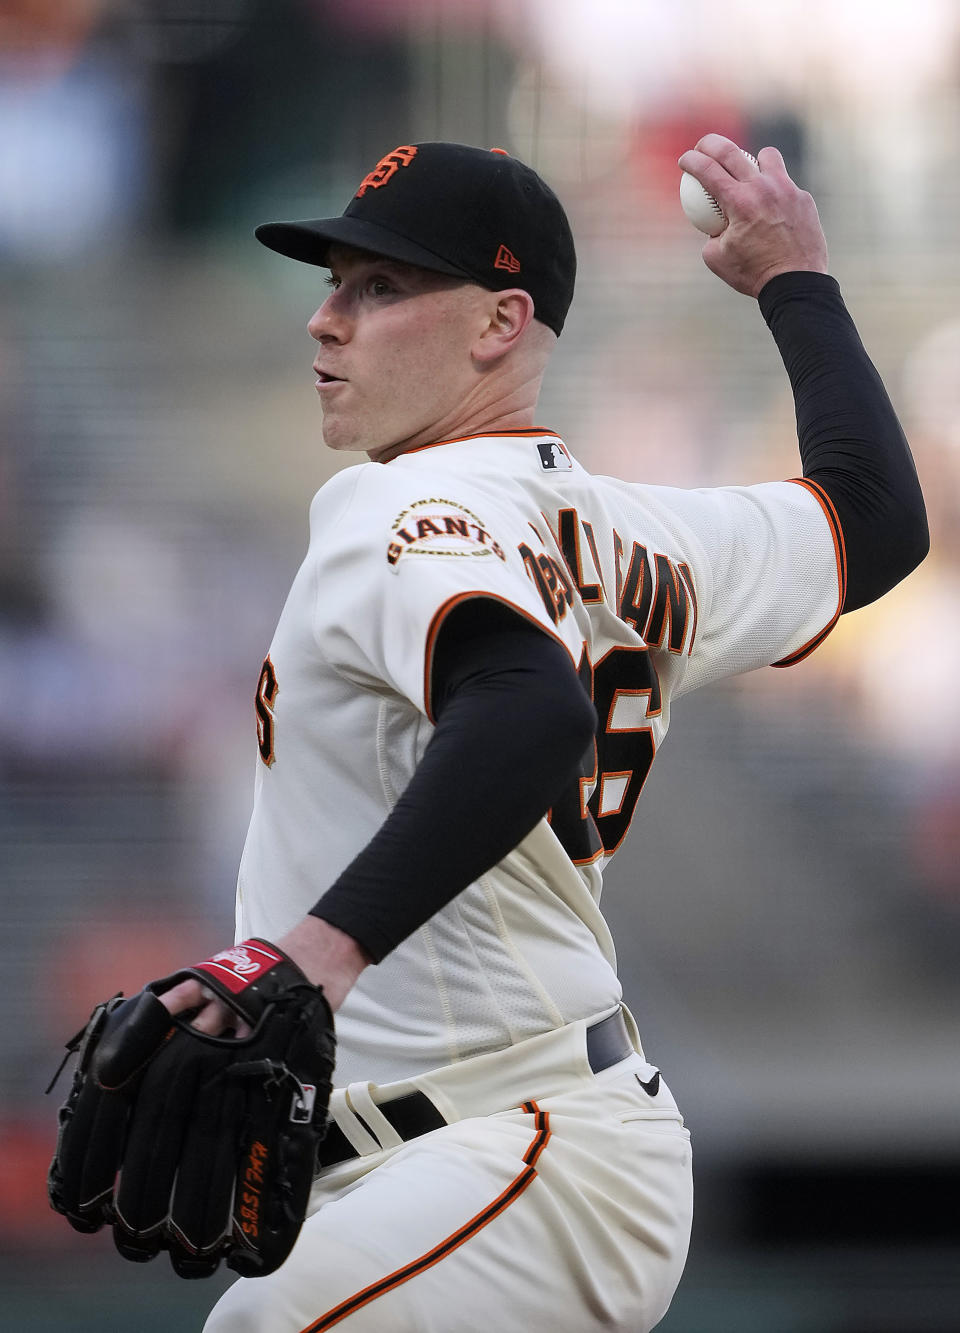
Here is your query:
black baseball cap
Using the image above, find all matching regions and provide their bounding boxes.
[255,142,576,336]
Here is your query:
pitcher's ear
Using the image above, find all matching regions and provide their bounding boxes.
[473,289,536,363]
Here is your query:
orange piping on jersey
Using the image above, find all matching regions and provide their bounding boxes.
[792,477,848,602]
[300,1103,551,1332]
[422,591,575,722]
[772,478,847,668]
[391,427,564,459]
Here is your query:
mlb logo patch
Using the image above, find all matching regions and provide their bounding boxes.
[537,440,573,472]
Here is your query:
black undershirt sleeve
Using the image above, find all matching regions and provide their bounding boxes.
[759,271,928,612]
[310,600,596,962]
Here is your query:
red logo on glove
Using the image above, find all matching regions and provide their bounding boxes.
[193,941,282,993]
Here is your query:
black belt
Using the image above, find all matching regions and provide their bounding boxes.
[316,1009,633,1171]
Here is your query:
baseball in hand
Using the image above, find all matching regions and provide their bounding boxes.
[679,151,758,235]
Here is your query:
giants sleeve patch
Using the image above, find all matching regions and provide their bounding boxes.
[387,498,506,569]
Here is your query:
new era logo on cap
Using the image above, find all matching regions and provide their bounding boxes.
[494,244,520,274]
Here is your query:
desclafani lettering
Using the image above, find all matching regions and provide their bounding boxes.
[520,507,697,655]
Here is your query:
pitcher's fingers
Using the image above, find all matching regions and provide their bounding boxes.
[756,146,793,180]
[155,980,249,1037]
[187,992,250,1037]
[677,150,741,210]
[157,978,207,1016]
[693,134,759,179]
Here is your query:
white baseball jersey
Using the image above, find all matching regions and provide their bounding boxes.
[236,429,842,1086]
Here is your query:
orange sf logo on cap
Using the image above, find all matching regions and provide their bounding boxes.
[356,145,418,197]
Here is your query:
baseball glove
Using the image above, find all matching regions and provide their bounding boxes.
[48,938,335,1279]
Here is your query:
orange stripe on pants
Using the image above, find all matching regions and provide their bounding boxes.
[301,1103,550,1333]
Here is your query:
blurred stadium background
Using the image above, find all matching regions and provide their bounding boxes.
[2,1,958,1328]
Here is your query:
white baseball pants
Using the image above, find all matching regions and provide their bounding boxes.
[203,1014,693,1333]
